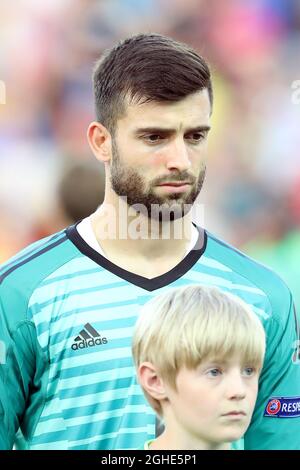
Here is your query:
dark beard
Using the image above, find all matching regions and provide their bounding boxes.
[110,138,206,221]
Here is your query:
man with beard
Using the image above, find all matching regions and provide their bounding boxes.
[0,34,299,450]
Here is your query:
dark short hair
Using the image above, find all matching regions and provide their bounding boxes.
[93,33,213,133]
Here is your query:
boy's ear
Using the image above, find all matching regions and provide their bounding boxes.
[87,121,112,163]
[138,362,168,401]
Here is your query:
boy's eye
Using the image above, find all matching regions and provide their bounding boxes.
[243,367,255,376]
[207,368,222,377]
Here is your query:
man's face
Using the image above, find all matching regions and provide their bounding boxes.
[110,90,211,220]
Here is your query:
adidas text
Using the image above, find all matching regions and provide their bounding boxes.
[71,336,108,350]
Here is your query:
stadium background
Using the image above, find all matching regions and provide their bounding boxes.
[0,0,299,309]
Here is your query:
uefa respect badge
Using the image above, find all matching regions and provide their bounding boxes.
[264,396,300,418]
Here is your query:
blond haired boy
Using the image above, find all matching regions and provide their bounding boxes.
[132,285,266,450]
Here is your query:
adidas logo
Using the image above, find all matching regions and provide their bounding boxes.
[71,323,108,351]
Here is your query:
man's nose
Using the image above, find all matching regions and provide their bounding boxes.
[165,138,192,172]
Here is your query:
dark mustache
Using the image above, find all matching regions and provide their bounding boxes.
[153,173,196,185]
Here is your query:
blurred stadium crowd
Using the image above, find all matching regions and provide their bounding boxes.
[0,0,299,307]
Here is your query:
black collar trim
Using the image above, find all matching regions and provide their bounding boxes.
[66,222,207,292]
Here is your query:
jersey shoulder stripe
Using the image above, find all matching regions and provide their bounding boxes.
[206,231,292,321]
[0,230,66,279]
[0,229,81,328]
[0,232,68,284]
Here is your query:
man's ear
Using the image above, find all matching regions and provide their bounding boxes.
[87,121,112,163]
[138,362,168,401]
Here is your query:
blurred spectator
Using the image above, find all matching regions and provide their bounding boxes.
[245,229,300,312]
[58,159,105,224]
[29,159,106,242]
[242,192,300,311]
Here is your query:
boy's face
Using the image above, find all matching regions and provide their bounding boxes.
[163,355,259,446]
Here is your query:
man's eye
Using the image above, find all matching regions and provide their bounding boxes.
[145,135,163,142]
[188,132,205,142]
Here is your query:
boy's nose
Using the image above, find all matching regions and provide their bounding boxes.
[226,373,247,401]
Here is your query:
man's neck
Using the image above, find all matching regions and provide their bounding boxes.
[89,199,202,278]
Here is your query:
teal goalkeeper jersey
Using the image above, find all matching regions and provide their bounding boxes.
[0,224,299,450]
